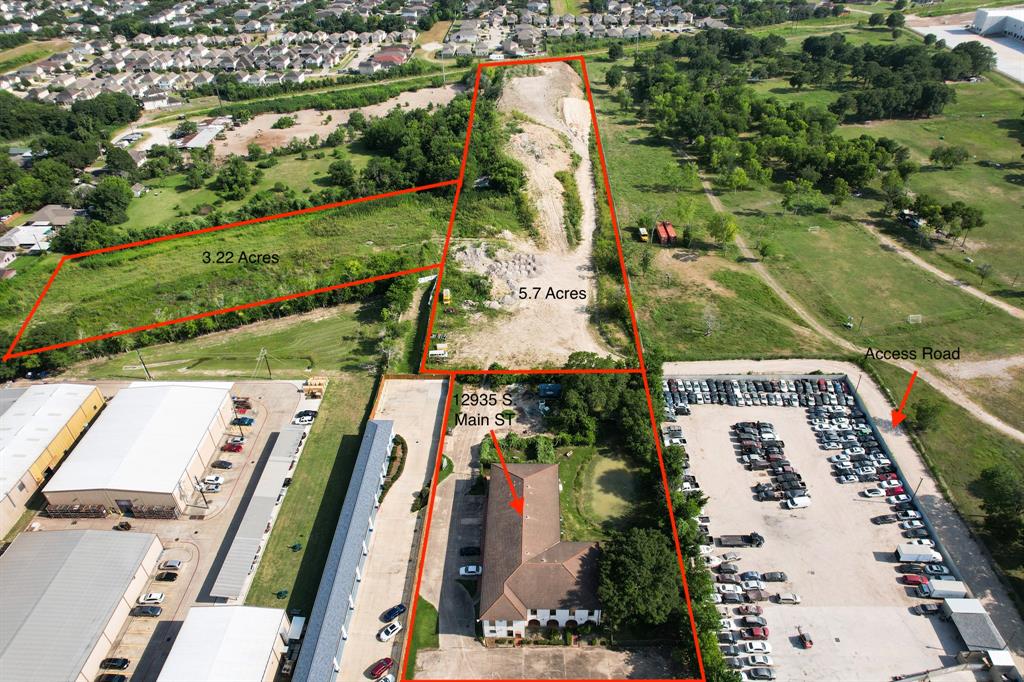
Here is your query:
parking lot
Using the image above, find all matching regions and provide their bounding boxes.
[673,375,974,681]
[31,380,306,682]
[336,377,447,682]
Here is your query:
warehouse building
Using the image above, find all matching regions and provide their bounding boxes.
[971,8,1024,42]
[0,529,163,682]
[43,383,233,515]
[156,606,290,682]
[0,384,105,537]
[293,419,395,682]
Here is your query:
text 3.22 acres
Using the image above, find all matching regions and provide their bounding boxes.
[202,251,281,265]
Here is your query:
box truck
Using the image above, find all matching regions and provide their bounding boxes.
[895,543,942,563]
[917,580,968,599]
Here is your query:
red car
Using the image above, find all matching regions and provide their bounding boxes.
[743,627,769,640]
[902,574,929,586]
[369,658,394,678]
[878,473,898,481]
[738,604,763,615]
[889,486,906,496]
[221,443,243,453]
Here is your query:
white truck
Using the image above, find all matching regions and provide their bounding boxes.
[895,543,942,563]
[917,580,968,599]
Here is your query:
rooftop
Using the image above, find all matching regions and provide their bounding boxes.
[44,383,230,495]
[0,529,160,682]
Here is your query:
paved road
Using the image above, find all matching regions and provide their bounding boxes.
[695,169,1024,444]
[664,359,1024,671]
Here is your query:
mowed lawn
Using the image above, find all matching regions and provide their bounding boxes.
[64,300,388,380]
[246,375,377,614]
[405,596,439,679]
[0,193,450,343]
[585,64,837,361]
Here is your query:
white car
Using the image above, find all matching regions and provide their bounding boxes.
[776,592,801,604]
[700,544,715,556]
[227,436,246,444]
[887,494,911,504]
[833,461,854,471]
[716,584,744,595]
[822,441,843,450]
[459,565,482,577]
[828,454,850,463]
[907,538,935,548]
[138,592,165,605]
[203,475,224,485]
[746,654,774,667]
[720,618,736,631]
[741,580,767,591]
[855,466,877,476]
[837,474,858,484]
[925,564,950,576]
[377,622,402,642]
[863,488,885,498]
[785,496,811,509]
[897,510,921,520]
[202,483,221,493]
[880,480,904,489]
[844,447,865,456]
[704,555,723,569]
[743,641,772,654]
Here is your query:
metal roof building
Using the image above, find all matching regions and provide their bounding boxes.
[156,606,289,682]
[942,598,1007,652]
[293,419,394,682]
[211,426,306,600]
[0,384,105,537]
[0,529,163,682]
[43,383,233,514]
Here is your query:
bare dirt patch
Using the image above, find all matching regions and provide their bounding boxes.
[445,62,621,369]
[655,249,742,298]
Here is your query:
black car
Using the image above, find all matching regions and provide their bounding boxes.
[719,631,740,644]
[763,571,787,582]
[753,483,773,493]
[914,603,942,616]
[96,675,127,682]
[720,592,745,603]
[777,481,806,491]
[872,514,899,525]
[211,460,233,469]
[892,501,916,511]
[459,546,481,557]
[718,562,740,574]
[155,571,178,582]
[131,606,162,617]
[100,659,129,670]
[381,603,407,622]
[904,528,930,539]
[757,491,779,502]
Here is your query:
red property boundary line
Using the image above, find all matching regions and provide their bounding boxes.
[399,55,706,682]
[417,55,644,377]
[2,180,458,362]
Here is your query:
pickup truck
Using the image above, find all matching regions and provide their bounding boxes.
[718,533,766,548]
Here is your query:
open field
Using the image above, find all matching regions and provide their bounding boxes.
[63,301,386,380]
[583,62,838,361]
[246,375,376,614]
[0,192,449,347]
[911,0,1024,17]
[0,38,68,73]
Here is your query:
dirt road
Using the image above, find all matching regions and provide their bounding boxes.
[449,62,615,368]
[694,167,1024,443]
[663,358,1024,672]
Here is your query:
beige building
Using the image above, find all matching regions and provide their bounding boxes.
[0,384,105,537]
[0,529,163,682]
[43,383,233,514]
[157,606,290,682]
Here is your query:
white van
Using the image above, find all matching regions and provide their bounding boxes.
[786,496,811,509]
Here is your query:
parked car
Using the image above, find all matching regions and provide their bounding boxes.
[872,514,899,525]
[717,574,742,585]
[746,654,774,668]
[887,494,911,504]
[903,574,929,586]
[231,417,254,426]
[797,626,813,648]
[741,616,768,627]
[897,510,922,521]
[904,528,930,539]
[220,443,243,453]
[227,435,246,444]
[131,606,162,617]
[743,668,776,681]
[99,659,130,670]
[862,488,885,498]
[381,604,407,622]
[719,562,740,575]
[914,603,942,616]
[924,564,950,576]
[742,627,770,640]
[211,460,233,469]
[137,593,164,605]
[203,475,224,485]
[159,560,182,570]
[763,572,787,582]
[740,571,762,582]
[775,593,801,604]
[743,641,772,654]
[900,520,925,530]
[96,675,128,682]
[369,657,394,678]
[836,474,858,484]
[716,584,744,595]
[202,483,221,493]
[155,572,178,582]
[377,622,402,642]
[459,565,482,577]
[459,546,481,557]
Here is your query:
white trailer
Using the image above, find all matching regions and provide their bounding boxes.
[895,543,942,563]
[917,580,969,599]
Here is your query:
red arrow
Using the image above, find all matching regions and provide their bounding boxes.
[891,371,918,428]
[490,430,523,516]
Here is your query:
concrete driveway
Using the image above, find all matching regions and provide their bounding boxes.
[335,378,447,681]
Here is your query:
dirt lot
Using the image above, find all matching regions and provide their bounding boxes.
[141,85,460,159]
[336,377,447,682]
[444,62,620,369]
[29,380,304,682]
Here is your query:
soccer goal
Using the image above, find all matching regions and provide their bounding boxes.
[907,314,923,324]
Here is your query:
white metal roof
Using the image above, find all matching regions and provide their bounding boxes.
[44,384,229,495]
[0,529,159,682]
[156,606,286,682]
[0,384,98,499]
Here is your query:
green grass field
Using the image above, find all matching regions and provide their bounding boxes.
[64,300,388,380]
[0,193,449,344]
[405,596,440,679]
[0,38,67,74]
[586,452,642,526]
[246,375,377,614]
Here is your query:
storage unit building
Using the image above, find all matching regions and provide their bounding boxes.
[0,529,163,682]
[42,383,233,514]
[156,606,290,682]
[0,384,105,537]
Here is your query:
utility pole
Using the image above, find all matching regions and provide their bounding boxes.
[136,350,153,380]
[263,349,273,380]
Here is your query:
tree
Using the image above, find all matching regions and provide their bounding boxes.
[246,142,264,161]
[911,398,943,432]
[886,12,905,28]
[185,166,205,190]
[868,12,885,26]
[605,65,624,89]
[705,213,738,244]
[173,120,198,138]
[831,177,851,211]
[597,528,682,631]
[327,158,357,188]
[757,239,779,259]
[104,147,138,179]
[272,116,296,129]
[608,43,624,61]
[977,467,1024,546]
[724,167,749,192]
[29,158,75,204]
[952,41,996,76]
[880,171,906,214]
[929,144,969,169]
[85,176,133,224]
[211,155,259,200]
[639,247,654,274]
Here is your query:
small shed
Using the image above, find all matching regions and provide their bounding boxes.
[654,220,676,245]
